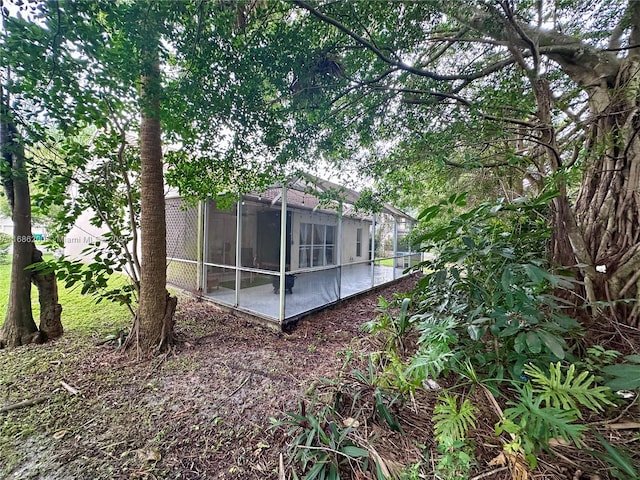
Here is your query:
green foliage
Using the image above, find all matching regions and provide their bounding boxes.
[346,359,403,432]
[29,255,136,315]
[591,432,640,480]
[435,446,474,480]
[0,257,130,334]
[362,295,413,355]
[0,194,10,218]
[272,402,376,480]
[361,295,426,395]
[408,193,582,382]
[524,362,615,414]
[497,362,614,468]
[405,315,458,383]
[397,462,421,480]
[0,232,10,264]
[499,384,585,467]
[579,346,622,371]
[601,355,640,391]
[432,395,477,444]
[364,193,630,471]
[432,394,476,480]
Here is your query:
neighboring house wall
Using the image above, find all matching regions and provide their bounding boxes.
[0,216,12,235]
[0,215,47,239]
[62,209,106,259]
[290,209,337,270]
[289,210,372,270]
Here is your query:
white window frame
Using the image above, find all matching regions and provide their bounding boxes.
[299,222,335,268]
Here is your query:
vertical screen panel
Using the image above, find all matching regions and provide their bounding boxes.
[167,260,198,291]
[205,201,238,267]
[237,270,280,320]
[166,198,199,261]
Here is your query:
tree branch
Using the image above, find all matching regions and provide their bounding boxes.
[462,5,621,86]
[294,0,516,83]
[0,396,47,414]
[393,86,539,128]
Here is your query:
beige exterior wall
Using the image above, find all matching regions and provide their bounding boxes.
[340,217,371,264]
[290,209,371,270]
[62,209,122,260]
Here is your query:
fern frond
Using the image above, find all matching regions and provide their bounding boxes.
[524,362,614,415]
[505,384,586,448]
[406,344,454,381]
[415,315,458,345]
[433,394,477,444]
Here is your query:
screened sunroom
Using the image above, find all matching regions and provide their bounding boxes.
[165,174,419,327]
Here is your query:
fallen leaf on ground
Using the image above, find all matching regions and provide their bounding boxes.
[136,447,161,462]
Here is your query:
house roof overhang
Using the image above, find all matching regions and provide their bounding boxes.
[239,172,415,223]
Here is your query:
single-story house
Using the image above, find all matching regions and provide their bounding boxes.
[166,174,419,327]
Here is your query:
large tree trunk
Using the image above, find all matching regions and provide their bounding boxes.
[507,4,640,328]
[572,59,640,327]
[0,97,63,347]
[0,148,39,348]
[132,28,176,353]
[32,248,64,339]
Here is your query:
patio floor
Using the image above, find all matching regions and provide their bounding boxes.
[204,263,408,322]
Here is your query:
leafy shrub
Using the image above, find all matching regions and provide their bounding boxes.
[601,355,640,391]
[432,394,477,480]
[272,401,376,480]
[407,192,583,382]
[433,394,477,444]
[355,193,636,474]
[498,362,615,468]
[346,359,403,432]
[29,252,138,316]
[362,295,413,356]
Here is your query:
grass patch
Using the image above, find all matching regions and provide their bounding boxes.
[376,258,394,267]
[0,255,131,335]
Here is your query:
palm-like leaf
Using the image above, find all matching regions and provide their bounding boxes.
[524,362,614,415]
[504,385,586,448]
[432,394,477,443]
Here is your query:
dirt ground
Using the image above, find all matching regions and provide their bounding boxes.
[0,276,637,480]
[0,278,415,479]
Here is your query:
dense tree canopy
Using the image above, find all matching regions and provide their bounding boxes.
[3,0,639,335]
[270,0,640,326]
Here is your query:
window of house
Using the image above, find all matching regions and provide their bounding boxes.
[356,228,362,257]
[299,223,335,268]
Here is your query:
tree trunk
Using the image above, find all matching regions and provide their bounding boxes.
[133,27,176,353]
[0,156,39,347]
[572,59,640,327]
[32,248,64,339]
[0,101,62,347]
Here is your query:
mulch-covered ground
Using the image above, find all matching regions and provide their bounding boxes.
[1,276,638,479]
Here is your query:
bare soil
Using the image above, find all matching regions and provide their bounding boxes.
[1,276,637,480]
